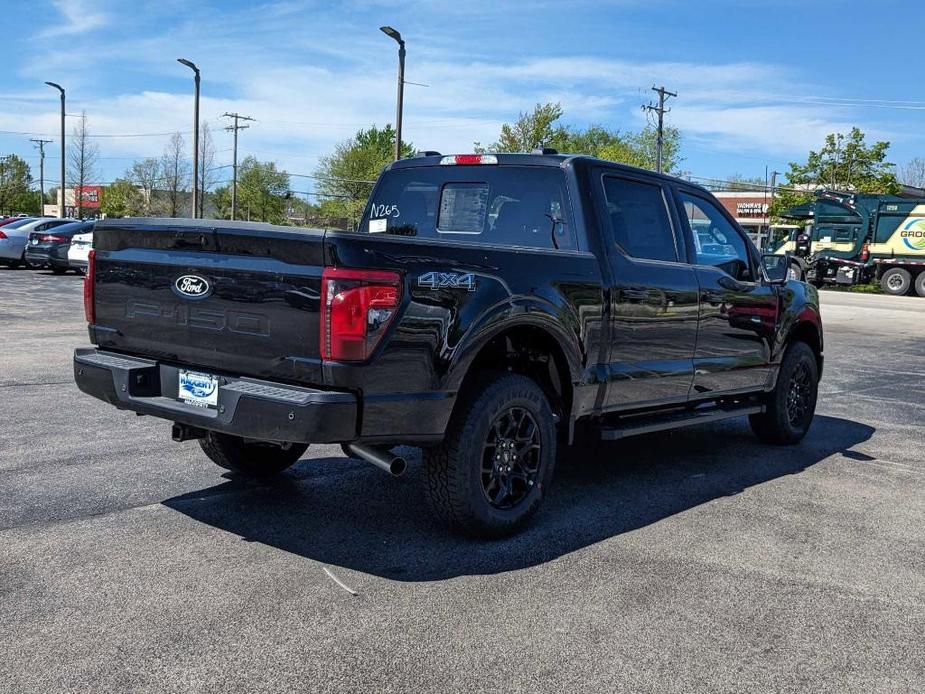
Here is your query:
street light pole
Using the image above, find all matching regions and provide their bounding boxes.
[380,26,405,161]
[44,82,65,218]
[178,59,200,218]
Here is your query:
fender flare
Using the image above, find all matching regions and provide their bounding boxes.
[441,297,585,393]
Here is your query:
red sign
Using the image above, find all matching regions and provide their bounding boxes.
[75,185,102,208]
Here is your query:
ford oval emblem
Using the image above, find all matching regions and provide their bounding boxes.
[174,274,211,299]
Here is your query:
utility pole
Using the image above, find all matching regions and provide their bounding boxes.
[643,85,677,174]
[831,133,844,190]
[30,138,53,215]
[222,112,254,221]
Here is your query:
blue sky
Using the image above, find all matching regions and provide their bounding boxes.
[2,0,924,196]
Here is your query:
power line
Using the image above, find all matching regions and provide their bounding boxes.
[0,128,194,138]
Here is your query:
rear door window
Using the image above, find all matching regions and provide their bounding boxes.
[601,175,679,262]
[362,166,576,249]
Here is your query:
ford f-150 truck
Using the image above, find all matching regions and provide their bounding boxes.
[74,151,823,537]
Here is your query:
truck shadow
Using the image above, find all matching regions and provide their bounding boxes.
[162,415,874,582]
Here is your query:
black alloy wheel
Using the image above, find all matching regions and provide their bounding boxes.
[785,360,813,427]
[481,406,542,509]
[423,372,557,537]
[749,340,818,445]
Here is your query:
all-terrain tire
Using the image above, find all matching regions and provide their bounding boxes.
[423,373,557,538]
[914,271,925,298]
[749,341,819,445]
[199,432,308,476]
[880,268,912,296]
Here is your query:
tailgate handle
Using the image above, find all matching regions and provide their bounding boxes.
[172,234,210,249]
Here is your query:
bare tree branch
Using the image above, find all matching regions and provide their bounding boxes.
[67,111,99,219]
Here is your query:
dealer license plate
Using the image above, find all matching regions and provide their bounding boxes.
[178,370,219,408]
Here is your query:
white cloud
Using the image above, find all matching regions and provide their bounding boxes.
[38,0,109,38]
[5,2,907,184]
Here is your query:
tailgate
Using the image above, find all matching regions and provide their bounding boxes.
[91,219,326,385]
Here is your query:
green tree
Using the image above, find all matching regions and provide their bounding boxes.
[478,102,565,153]
[617,125,682,172]
[100,178,141,218]
[129,157,161,216]
[15,190,42,215]
[211,185,232,220]
[770,127,900,220]
[476,103,683,173]
[236,156,291,224]
[0,154,35,215]
[315,124,412,227]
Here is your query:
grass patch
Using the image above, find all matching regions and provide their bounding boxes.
[820,283,882,294]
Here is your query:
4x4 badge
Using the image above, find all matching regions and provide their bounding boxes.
[418,272,476,291]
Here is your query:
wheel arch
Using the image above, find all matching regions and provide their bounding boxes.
[787,319,823,376]
[445,315,582,426]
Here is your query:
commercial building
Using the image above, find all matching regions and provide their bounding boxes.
[711,190,796,250]
[43,185,103,218]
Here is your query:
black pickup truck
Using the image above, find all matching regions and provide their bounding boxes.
[74,152,822,537]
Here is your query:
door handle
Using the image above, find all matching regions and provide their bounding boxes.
[717,276,747,292]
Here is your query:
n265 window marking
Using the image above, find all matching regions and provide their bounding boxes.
[418,272,476,291]
[370,203,400,218]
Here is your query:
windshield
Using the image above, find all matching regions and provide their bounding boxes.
[4,218,36,229]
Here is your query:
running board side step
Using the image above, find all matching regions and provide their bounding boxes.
[600,404,765,441]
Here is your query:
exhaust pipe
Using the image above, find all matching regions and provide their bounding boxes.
[344,443,407,477]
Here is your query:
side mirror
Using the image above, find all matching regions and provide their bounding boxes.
[761,253,789,284]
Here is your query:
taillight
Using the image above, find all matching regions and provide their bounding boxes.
[860,242,870,262]
[84,249,95,324]
[0,230,6,239]
[41,234,67,243]
[440,154,498,166]
[319,267,401,362]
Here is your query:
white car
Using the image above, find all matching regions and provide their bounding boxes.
[68,231,93,274]
[0,217,77,269]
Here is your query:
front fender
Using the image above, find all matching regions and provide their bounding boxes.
[773,280,823,365]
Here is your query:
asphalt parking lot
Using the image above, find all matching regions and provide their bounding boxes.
[1,268,923,693]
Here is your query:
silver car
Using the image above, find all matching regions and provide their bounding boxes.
[0,217,78,269]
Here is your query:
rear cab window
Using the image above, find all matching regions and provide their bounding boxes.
[361,166,577,250]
